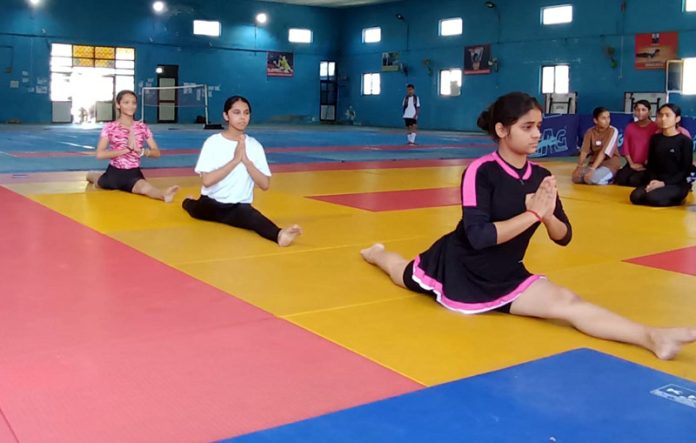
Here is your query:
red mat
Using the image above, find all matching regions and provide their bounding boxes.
[309,187,460,212]
[624,246,696,276]
[0,407,17,443]
[0,188,420,442]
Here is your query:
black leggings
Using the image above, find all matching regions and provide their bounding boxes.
[182,195,281,243]
[630,184,690,207]
[614,164,647,188]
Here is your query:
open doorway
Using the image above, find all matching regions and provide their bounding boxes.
[319,61,337,122]
[50,44,135,124]
[156,64,179,123]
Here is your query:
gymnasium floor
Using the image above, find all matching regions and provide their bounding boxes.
[1,124,695,442]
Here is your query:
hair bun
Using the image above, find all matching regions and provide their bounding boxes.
[477,110,491,131]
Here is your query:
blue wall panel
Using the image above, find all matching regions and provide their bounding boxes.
[1,0,695,128]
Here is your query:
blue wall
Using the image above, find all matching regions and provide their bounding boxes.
[337,0,696,130]
[1,0,696,128]
[0,0,339,124]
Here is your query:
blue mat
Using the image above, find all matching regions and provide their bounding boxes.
[0,125,495,173]
[222,349,696,443]
[0,125,492,151]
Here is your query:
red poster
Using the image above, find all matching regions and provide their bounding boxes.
[635,32,678,70]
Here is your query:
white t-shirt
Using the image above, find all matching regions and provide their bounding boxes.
[402,96,420,119]
[194,133,271,204]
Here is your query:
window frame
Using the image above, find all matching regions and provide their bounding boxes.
[541,5,573,25]
[541,64,570,94]
[362,27,382,43]
[439,68,463,96]
[362,72,381,96]
[193,20,221,37]
[439,17,463,37]
[289,28,313,44]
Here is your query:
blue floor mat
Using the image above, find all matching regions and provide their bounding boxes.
[0,124,493,173]
[221,349,696,443]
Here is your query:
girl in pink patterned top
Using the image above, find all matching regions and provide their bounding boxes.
[86,90,179,202]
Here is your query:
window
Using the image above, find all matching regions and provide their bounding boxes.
[542,5,573,25]
[362,73,380,95]
[439,69,462,96]
[683,58,696,94]
[289,28,312,43]
[439,18,462,36]
[362,27,381,43]
[320,61,336,79]
[49,43,135,102]
[685,0,696,12]
[541,65,569,94]
[193,20,221,37]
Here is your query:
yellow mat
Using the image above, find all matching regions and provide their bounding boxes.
[17,160,696,385]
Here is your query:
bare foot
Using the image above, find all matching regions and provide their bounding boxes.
[163,185,180,203]
[360,243,385,264]
[648,327,696,360]
[85,172,102,189]
[278,224,303,247]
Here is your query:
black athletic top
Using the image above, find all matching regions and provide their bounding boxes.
[410,151,572,314]
[646,133,693,186]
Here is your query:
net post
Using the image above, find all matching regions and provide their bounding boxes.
[204,84,209,125]
[139,86,145,122]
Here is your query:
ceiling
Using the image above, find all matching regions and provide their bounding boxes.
[259,0,401,8]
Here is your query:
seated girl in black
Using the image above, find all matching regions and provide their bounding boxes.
[630,103,694,207]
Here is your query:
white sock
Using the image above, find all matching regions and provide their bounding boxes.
[411,133,417,143]
[407,133,414,143]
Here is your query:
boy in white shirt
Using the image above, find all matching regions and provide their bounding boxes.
[402,84,420,145]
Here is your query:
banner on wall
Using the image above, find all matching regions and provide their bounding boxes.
[531,114,578,158]
[533,113,696,158]
[635,32,678,70]
[267,52,294,77]
[464,44,491,74]
[381,52,401,72]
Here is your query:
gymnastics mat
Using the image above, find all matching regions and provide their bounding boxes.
[224,348,696,442]
[0,188,420,442]
[625,246,696,277]
[310,187,459,212]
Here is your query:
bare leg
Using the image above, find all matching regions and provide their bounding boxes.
[360,243,409,287]
[132,179,179,203]
[510,279,696,360]
[277,224,303,247]
[86,171,103,188]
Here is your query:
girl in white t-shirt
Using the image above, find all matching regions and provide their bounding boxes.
[182,96,302,246]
